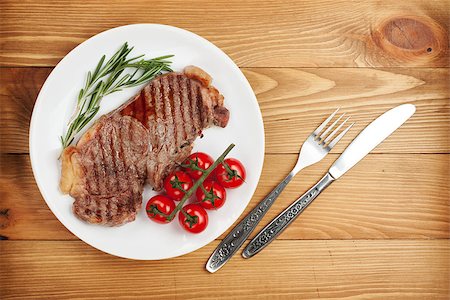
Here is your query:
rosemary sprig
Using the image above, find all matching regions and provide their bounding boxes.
[61,42,173,149]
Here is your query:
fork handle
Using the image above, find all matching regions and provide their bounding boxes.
[242,172,335,258]
[206,172,295,272]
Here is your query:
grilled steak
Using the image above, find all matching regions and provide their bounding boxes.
[60,66,229,226]
[61,115,149,225]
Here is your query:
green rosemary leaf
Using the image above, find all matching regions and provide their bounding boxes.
[86,71,92,88]
[78,89,84,101]
[92,55,105,80]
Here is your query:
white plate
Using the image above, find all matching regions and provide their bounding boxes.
[29,24,264,260]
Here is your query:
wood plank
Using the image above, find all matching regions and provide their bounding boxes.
[1,67,449,154]
[0,240,448,299]
[0,68,51,154]
[1,153,448,241]
[1,0,449,67]
[246,67,450,154]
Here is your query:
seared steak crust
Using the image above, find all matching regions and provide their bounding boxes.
[60,66,229,226]
[66,115,149,225]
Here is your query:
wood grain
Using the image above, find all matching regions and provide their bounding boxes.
[0,68,51,154]
[1,0,449,67]
[246,67,450,154]
[1,240,448,299]
[1,153,448,241]
[1,1,449,298]
[1,67,449,154]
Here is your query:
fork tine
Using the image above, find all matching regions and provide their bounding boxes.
[328,122,354,149]
[313,108,339,135]
[324,116,350,143]
[319,113,345,140]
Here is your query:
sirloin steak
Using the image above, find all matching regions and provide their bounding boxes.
[60,66,229,226]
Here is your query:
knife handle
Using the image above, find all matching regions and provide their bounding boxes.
[206,172,295,273]
[242,173,335,258]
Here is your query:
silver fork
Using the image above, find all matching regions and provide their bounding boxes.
[206,109,354,273]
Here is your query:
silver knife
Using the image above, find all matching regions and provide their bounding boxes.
[242,104,416,258]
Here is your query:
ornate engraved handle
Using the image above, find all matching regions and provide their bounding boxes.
[242,173,335,258]
[206,172,295,273]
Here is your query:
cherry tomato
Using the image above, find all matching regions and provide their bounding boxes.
[182,152,214,180]
[163,170,193,201]
[215,158,246,189]
[146,195,176,224]
[178,204,208,233]
[196,180,226,209]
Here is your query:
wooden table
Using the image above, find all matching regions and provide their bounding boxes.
[1,1,449,299]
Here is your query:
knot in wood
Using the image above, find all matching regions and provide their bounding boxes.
[371,16,448,65]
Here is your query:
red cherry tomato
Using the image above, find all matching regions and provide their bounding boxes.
[215,158,246,189]
[196,180,226,210]
[183,152,214,180]
[163,170,193,201]
[178,204,208,233]
[146,195,176,224]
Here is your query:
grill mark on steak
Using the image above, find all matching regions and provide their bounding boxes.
[175,76,183,140]
[83,129,102,195]
[148,92,156,172]
[172,76,186,145]
[91,141,101,195]
[97,129,107,194]
[162,76,175,154]
[105,199,112,219]
[179,76,190,140]
[189,80,200,133]
[84,146,94,194]
[116,120,124,181]
[108,126,117,193]
[147,83,157,151]
[160,76,170,161]
[97,130,108,195]
[108,125,118,193]
[120,119,131,183]
[196,85,205,128]
[154,79,164,149]
[111,125,121,193]
[101,124,114,192]
[153,79,164,184]
[184,78,194,136]
[144,85,155,124]
[160,77,167,121]
[140,90,147,127]
[112,121,125,192]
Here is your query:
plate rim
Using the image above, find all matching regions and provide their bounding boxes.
[29,23,265,260]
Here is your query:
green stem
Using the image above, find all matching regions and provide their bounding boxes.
[200,184,208,194]
[166,143,235,220]
[180,209,190,218]
[180,158,206,173]
[147,205,166,218]
[223,161,233,174]
[222,160,244,181]
[182,210,199,228]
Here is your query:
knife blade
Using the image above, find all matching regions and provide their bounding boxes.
[242,104,416,258]
[329,104,416,179]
